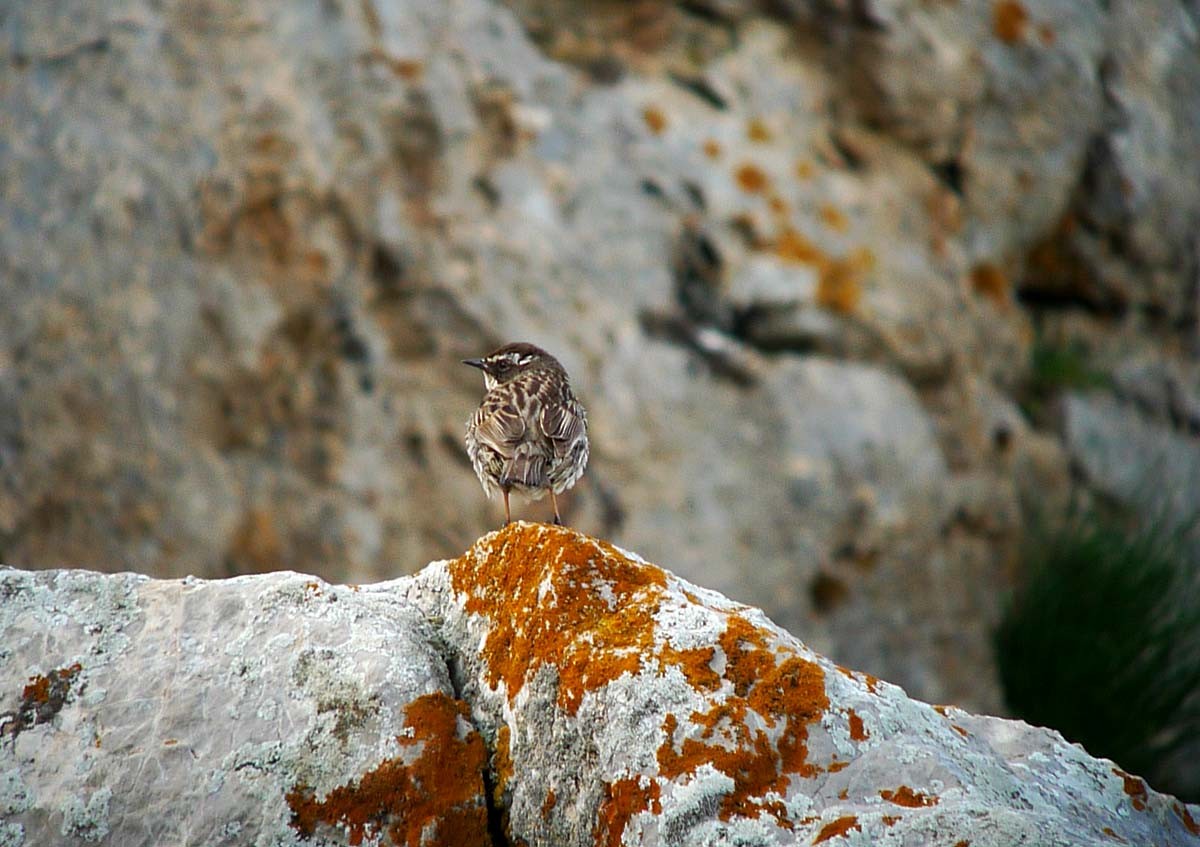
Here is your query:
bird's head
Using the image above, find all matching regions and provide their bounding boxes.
[463,342,563,390]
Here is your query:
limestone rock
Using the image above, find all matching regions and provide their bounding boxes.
[1064,390,1200,527]
[4,526,1200,845]
[412,524,1198,846]
[0,567,489,847]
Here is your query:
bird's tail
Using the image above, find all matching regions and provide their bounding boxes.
[501,444,548,490]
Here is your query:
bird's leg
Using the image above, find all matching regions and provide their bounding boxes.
[551,490,562,526]
[502,488,511,526]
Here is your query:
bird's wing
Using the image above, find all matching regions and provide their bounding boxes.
[539,397,586,460]
[473,397,527,455]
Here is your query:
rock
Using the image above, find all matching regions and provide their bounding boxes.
[1064,391,1200,529]
[1022,0,1200,320]
[414,523,1200,845]
[0,566,489,847]
[6,525,1199,846]
[1112,357,1200,437]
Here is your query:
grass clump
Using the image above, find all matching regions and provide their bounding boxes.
[995,504,1200,797]
[1020,336,1109,422]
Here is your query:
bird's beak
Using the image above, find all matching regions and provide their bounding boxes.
[462,358,486,370]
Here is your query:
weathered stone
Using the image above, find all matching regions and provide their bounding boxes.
[1022,0,1200,320]
[1064,391,1200,528]
[5,527,1200,845]
[408,523,1200,846]
[0,566,489,847]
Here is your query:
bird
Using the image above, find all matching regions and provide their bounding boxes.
[463,342,589,526]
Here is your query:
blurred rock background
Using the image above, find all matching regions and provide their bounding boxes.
[2,0,1198,754]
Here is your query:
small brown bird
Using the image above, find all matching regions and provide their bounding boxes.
[463,342,589,525]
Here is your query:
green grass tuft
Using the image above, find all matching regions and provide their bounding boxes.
[1021,336,1109,421]
[995,504,1200,797]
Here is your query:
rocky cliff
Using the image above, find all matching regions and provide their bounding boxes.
[3,524,1198,846]
[4,0,1200,724]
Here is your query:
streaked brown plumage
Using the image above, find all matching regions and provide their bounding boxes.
[463,342,589,525]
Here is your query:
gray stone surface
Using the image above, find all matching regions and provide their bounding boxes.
[4,525,1200,845]
[3,0,1200,723]
[0,566,486,847]
[1064,390,1200,528]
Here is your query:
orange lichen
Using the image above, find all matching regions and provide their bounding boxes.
[448,524,670,714]
[1102,828,1126,842]
[882,815,901,827]
[847,709,868,741]
[703,139,722,159]
[776,227,824,265]
[748,118,773,143]
[835,665,880,694]
[1038,23,1056,46]
[451,524,834,834]
[391,59,424,80]
[953,841,970,847]
[880,786,938,808]
[643,106,669,136]
[285,692,488,847]
[774,227,870,315]
[993,0,1028,43]
[736,163,770,194]
[22,663,82,705]
[795,160,815,180]
[1175,803,1200,835]
[813,815,860,843]
[541,789,557,820]
[819,205,849,233]
[594,776,661,847]
[827,760,849,773]
[970,262,1009,306]
[1113,768,1148,811]
[721,615,775,694]
[4,663,84,740]
[657,614,829,828]
[837,788,848,800]
[768,195,790,217]
[817,251,870,315]
[659,644,722,692]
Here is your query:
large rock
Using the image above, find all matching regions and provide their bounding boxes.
[0,566,489,847]
[1064,389,1200,527]
[4,524,1199,846]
